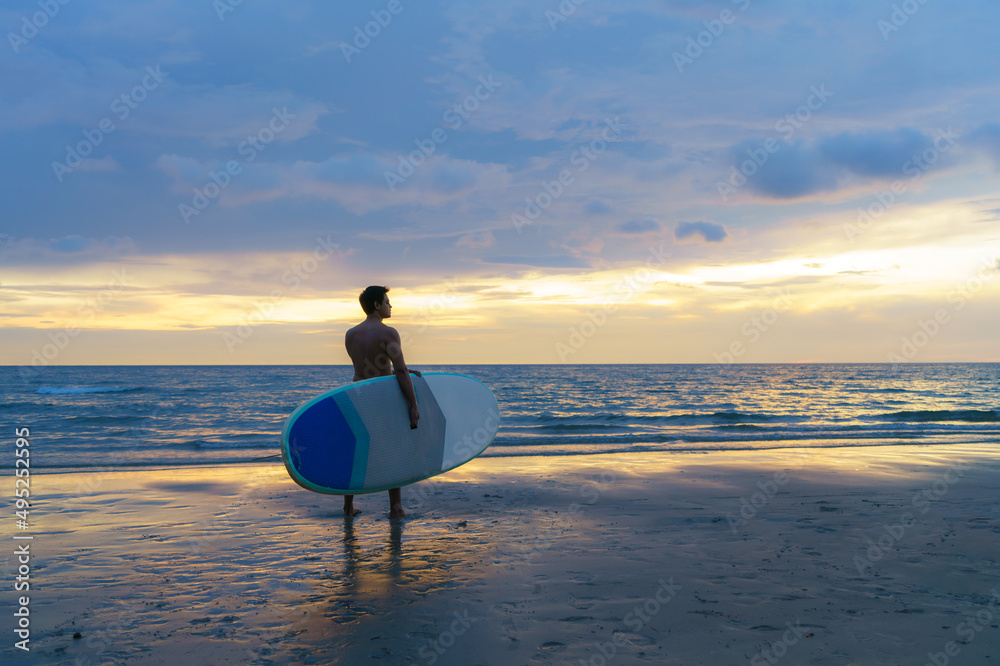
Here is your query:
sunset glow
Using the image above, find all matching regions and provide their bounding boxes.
[2,2,998,366]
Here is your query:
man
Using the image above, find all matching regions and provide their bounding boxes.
[343,285,421,518]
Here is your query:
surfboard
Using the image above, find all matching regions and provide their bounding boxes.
[281,372,500,495]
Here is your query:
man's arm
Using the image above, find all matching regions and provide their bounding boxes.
[385,328,419,429]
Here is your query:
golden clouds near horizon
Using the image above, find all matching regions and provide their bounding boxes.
[1,218,997,365]
[4,241,997,330]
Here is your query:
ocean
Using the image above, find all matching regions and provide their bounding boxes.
[3,364,998,471]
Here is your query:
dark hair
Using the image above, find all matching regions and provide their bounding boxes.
[359,285,389,314]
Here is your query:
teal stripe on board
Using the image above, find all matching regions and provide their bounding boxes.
[334,392,370,488]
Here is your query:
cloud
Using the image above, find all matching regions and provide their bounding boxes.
[431,166,478,193]
[741,141,840,198]
[483,255,591,268]
[154,154,212,191]
[49,235,92,253]
[48,235,135,255]
[585,199,612,215]
[820,129,936,178]
[970,123,1000,168]
[154,151,501,213]
[1,236,137,264]
[0,46,328,147]
[314,154,391,185]
[675,220,727,243]
[735,128,955,199]
[457,230,496,249]
[617,219,661,235]
[75,156,120,173]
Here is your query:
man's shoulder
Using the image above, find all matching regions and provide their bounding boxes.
[377,322,400,339]
[345,319,398,342]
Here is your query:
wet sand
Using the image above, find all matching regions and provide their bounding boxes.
[15,443,1000,665]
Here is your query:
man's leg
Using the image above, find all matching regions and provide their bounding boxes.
[389,488,406,518]
[344,494,360,517]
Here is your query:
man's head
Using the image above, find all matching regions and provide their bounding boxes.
[359,285,390,315]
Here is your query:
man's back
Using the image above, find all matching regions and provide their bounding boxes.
[345,319,397,381]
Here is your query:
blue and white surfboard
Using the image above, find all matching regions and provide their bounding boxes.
[281,373,500,494]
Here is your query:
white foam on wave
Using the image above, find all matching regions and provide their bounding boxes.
[192,440,277,450]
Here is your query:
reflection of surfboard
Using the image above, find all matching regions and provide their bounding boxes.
[281,373,500,495]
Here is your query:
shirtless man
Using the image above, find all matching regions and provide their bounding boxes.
[343,285,421,519]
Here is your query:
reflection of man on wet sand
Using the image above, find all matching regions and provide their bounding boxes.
[343,285,421,519]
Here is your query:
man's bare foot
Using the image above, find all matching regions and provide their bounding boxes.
[344,498,361,517]
[389,503,406,519]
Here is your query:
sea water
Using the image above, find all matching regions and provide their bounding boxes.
[2,363,998,471]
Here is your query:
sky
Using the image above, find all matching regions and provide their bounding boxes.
[2,0,999,367]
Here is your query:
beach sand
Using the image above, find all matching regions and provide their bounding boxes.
[14,443,1000,665]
